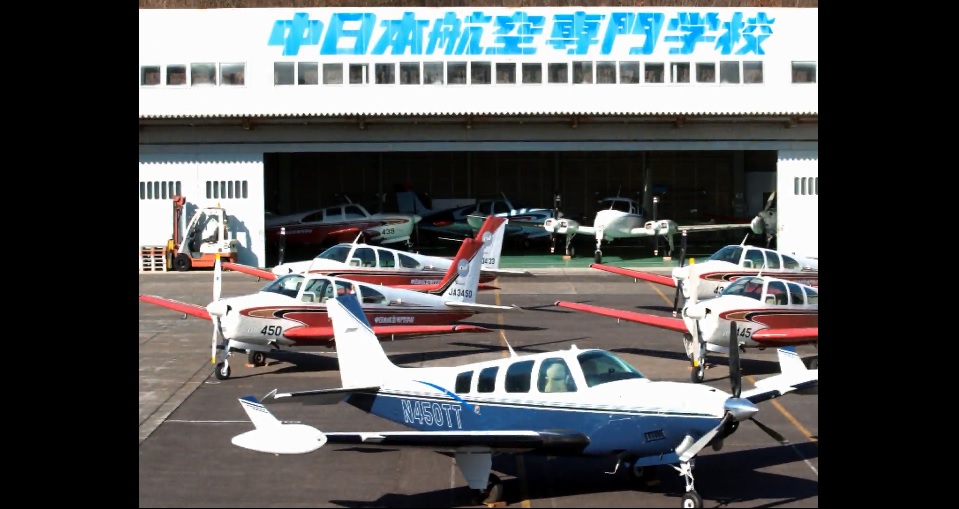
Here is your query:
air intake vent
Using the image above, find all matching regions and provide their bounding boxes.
[644,430,665,442]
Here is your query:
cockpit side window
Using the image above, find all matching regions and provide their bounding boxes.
[708,245,742,264]
[577,350,644,387]
[743,249,765,269]
[537,358,577,393]
[353,247,377,267]
[317,245,351,263]
[722,277,763,300]
[804,287,818,305]
[786,282,806,305]
[264,274,305,298]
[764,281,788,305]
[505,360,534,393]
[343,205,367,220]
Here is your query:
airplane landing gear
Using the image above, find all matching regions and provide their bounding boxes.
[247,350,267,367]
[672,461,703,508]
[594,250,603,263]
[471,473,503,506]
[214,360,231,380]
[686,339,707,383]
[563,234,576,257]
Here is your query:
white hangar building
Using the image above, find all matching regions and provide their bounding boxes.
[138,6,818,267]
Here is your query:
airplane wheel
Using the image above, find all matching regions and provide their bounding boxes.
[248,351,266,367]
[214,362,231,380]
[681,491,703,508]
[594,250,603,264]
[691,364,705,383]
[173,253,192,272]
[472,474,503,505]
[806,357,818,370]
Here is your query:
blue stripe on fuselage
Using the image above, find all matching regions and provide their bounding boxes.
[345,392,720,457]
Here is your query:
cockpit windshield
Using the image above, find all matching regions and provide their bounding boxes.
[315,245,351,263]
[602,199,635,213]
[708,245,743,264]
[261,274,305,298]
[719,276,764,301]
[577,350,645,388]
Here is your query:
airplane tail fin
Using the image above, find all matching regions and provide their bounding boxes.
[478,216,508,272]
[327,293,401,388]
[431,218,504,302]
[776,346,809,374]
[231,395,328,454]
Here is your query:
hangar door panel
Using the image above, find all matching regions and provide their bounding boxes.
[776,151,818,258]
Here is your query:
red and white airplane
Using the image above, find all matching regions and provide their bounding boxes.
[138,229,520,380]
[555,273,818,383]
[590,236,818,315]
[224,216,530,288]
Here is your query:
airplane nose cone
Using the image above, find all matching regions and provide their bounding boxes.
[725,398,759,422]
[271,265,291,276]
[672,266,689,281]
[750,215,765,234]
[684,302,709,320]
[207,301,229,317]
[413,214,422,224]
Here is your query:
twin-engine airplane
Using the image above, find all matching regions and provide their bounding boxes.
[543,195,753,263]
[230,293,818,509]
[225,216,531,287]
[591,234,819,315]
[556,272,818,383]
[138,227,520,380]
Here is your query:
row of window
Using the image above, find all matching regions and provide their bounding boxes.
[794,176,818,196]
[452,349,644,395]
[139,60,817,87]
[139,181,182,200]
[207,180,250,200]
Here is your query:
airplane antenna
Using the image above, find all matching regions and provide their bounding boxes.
[740,233,749,246]
[501,332,518,357]
[352,232,363,245]
[757,263,766,278]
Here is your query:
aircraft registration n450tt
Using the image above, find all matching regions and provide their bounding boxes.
[230,293,818,509]
[138,226,520,380]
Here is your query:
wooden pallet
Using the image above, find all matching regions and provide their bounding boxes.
[140,246,167,272]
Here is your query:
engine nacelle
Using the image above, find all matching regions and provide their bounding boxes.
[544,218,580,235]
[750,215,766,234]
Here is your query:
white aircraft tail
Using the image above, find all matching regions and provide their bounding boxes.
[430,216,506,304]
[231,395,328,454]
[479,217,508,272]
[328,293,402,388]
[776,347,809,374]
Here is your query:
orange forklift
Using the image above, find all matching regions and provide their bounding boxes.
[166,195,239,271]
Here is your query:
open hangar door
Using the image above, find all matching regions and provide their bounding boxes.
[263,150,775,263]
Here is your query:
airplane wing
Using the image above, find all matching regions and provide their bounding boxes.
[751,327,818,346]
[675,222,752,232]
[222,262,278,281]
[233,395,589,455]
[445,301,523,313]
[139,295,211,320]
[543,218,596,237]
[283,324,492,341]
[554,301,687,333]
[589,263,676,288]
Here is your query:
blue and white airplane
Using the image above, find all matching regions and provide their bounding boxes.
[230,294,818,508]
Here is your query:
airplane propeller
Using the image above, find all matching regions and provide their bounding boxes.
[683,268,707,383]
[671,230,688,317]
[750,192,776,247]
[724,320,787,445]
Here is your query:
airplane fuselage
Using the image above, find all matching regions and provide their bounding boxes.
[595,210,645,239]
[218,293,473,347]
[348,368,728,458]
[683,296,819,349]
[676,263,820,299]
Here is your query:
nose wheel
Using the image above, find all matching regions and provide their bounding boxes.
[214,360,231,380]
[470,473,503,506]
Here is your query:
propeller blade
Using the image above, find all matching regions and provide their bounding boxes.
[763,191,776,213]
[729,321,741,398]
[750,416,787,444]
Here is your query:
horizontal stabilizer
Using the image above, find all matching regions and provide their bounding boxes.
[271,386,382,405]
[222,262,277,281]
[554,301,687,333]
[741,348,818,404]
[139,295,211,320]
[231,396,328,454]
[590,264,676,288]
[445,301,523,313]
[321,429,589,454]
